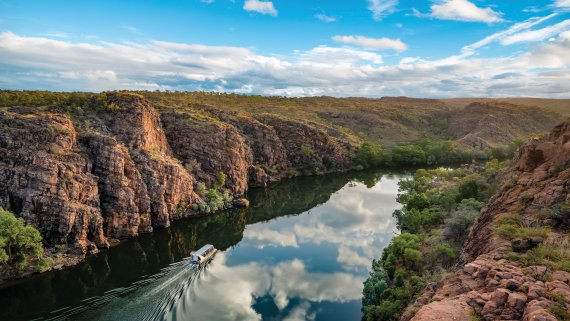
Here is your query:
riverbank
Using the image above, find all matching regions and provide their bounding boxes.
[363,120,570,321]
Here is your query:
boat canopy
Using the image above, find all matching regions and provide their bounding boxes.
[193,244,214,257]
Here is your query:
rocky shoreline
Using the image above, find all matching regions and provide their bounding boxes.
[408,120,570,321]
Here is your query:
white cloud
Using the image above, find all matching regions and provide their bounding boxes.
[461,14,558,55]
[243,0,277,16]
[429,0,504,23]
[315,13,337,23]
[501,19,570,45]
[554,0,570,7]
[332,35,407,52]
[244,226,299,248]
[172,254,364,321]
[1,26,570,98]
[367,0,399,21]
[121,25,143,35]
[200,0,214,4]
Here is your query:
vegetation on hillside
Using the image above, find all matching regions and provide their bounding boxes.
[0,208,51,275]
[362,160,507,321]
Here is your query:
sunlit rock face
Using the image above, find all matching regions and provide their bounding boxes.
[0,111,108,254]
[410,120,570,321]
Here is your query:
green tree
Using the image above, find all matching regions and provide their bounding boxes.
[392,144,427,165]
[354,141,391,168]
[0,208,44,268]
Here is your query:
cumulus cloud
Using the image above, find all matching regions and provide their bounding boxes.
[428,0,504,23]
[243,0,277,16]
[174,254,363,321]
[0,23,570,98]
[367,0,399,21]
[315,13,337,23]
[332,35,407,52]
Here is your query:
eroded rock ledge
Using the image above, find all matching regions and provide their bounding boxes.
[408,121,570,321]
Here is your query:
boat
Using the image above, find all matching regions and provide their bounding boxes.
[190,244,218,265]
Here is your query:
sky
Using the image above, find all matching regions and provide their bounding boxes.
[0,0,569,97]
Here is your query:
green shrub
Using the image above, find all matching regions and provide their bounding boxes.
[195,182,207,198]
[434,243,458,268]
[215,171,227,189]
[392,144,427,165]
[0,208,45,270]
[445,207,479,243]
[353,141,391,168]
[495,216,551,240]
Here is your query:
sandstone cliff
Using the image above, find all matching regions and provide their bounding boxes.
[0,93,360,274]
[409,120,570,321]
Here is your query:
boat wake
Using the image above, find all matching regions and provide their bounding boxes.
[38,258,209,321]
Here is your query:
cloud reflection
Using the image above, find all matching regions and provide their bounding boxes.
[169,253,363,321]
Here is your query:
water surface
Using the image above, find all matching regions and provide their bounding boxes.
[0,170,408,321]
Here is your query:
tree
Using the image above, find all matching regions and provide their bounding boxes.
[0,208,44,268]
[392,144,427,165]
[354,141,390,168]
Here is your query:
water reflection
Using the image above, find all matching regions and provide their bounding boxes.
[0,169,407,321]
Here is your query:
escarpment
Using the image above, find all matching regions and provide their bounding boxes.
[160,110,252,195]
[0,93,361,272]
[409,120,570,321]
[255,114,357,174]
[0,112,108,254]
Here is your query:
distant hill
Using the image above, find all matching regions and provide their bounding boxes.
[447,102,563,148]
[442,97,570,116]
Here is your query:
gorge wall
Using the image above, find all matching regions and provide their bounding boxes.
[0,91,565,278]
[409,120,570,321]
[0,92,357,264]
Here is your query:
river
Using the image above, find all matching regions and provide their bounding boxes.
[0,169,409,321]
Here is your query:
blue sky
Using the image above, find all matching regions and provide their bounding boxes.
[0,0,569,97]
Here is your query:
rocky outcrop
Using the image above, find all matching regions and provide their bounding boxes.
[178,104,288,187]
[409,120,570,321]
[161,110,252,195]
[86,134,152,238]
[0,112,108,254]
[256,114,356,174]
[97,93,199,228]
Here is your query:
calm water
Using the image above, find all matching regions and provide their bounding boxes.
[0,170,408,321]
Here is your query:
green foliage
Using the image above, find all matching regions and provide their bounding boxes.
[363,165,503,321]
[353,141,391,168]
[195,182,207,198]
[0,208,48,272]
[495,215,551,240]
[392,144,427,165]
[444,205,479,244]
[434,243,458,268]
[300,146,315,158]
[215,171,227,189]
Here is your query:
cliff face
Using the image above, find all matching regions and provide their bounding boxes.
[0,112,108,254]
[255,114,356,174]
[0,93,359,270]
[410,121,570,321]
